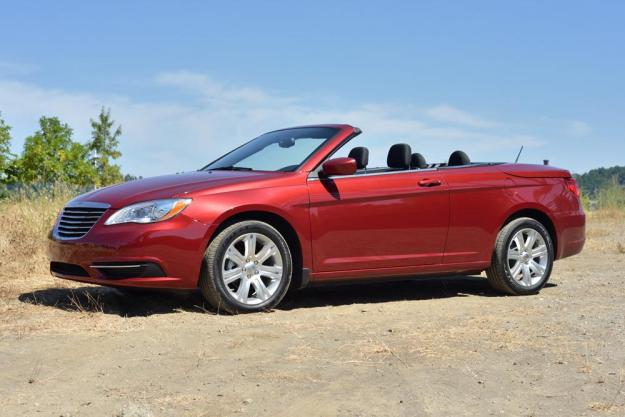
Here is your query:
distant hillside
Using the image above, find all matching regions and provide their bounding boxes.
[574,166,625,196]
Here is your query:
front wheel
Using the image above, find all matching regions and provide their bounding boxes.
[486,217,554,295]
[199,220,292,313]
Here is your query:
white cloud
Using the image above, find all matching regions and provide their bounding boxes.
[568,120,591,137]
[0,60,38,76]
[155,71,296,106]
[0,72,544,176]
[424,105,496,128]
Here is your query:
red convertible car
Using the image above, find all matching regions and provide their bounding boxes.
[48,124,585,313]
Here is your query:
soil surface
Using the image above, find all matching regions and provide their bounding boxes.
[1,220,624,417]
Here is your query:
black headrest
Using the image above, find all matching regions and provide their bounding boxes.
[387,144,411,169]
[348,147,369,169]
[448,150,470,166]
[410,153,427,169]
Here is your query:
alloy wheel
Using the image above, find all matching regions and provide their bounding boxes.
[221,233,284,305]
[507,228,549,287]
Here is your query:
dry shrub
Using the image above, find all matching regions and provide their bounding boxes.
[0,185,79,298]
[584,210,625,253]
[589,180,625,221]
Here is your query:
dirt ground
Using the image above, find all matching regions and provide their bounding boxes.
[1,217,624,417]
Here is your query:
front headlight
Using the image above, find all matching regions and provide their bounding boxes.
[104,199,192,225]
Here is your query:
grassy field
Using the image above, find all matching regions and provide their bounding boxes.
[0,189,74,309]
[0,190,624,416]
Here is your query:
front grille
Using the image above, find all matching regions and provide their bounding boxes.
[56,204,108,239]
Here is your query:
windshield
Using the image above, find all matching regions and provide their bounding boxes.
[202,127,339,172]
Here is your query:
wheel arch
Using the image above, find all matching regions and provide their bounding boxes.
[500,208,558,256]
[204,210,306,290]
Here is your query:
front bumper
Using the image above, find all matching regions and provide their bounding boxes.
[47,213,213,289]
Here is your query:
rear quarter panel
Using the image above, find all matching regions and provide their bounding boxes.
[504,176,585,259]
[442,165,584,265]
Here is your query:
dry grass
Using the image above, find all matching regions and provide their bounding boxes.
[585,211,625,254]
[0,189,81,312]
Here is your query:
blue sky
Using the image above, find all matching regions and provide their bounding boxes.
[0,0,623,176]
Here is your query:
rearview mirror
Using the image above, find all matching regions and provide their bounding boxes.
[278,138,296,148]
[321,157,357,176]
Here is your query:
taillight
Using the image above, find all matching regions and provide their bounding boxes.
[565,178,580,197]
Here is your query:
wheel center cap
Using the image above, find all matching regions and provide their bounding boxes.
[521,252,531,263]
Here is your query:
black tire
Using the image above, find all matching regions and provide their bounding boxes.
[486,217,554,295]
[199,220,292,314]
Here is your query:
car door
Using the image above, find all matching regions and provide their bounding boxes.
[441,165,516,265]
[307,170,450,273]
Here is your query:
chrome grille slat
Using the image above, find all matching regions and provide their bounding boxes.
[54,202,109,240]
[61,219,95,226]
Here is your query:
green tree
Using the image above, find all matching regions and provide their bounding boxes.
[88,107,123,186]
[0,112,13,179]
[13,116,97,186]
[575,166,625,197]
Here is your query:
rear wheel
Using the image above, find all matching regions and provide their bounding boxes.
[486,217,554,295]
[199,220,292,313]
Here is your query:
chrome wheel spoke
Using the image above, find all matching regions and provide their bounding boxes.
[522,264,532,285]
[223,269,243,284]
[256,243,277,263]
[251,278,271,301]
[532,245,548,258]
[529,260,545,274]
[524,230,538,251]
[508,250,522,261]
[510,262,523,279]
[243,234,257,258]
[226,247,246,266]
[236,277,251,302]
[258,265,283,280]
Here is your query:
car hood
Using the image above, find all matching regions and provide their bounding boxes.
[71,170,288,209]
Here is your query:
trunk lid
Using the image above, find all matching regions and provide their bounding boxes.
[497,163,571,178]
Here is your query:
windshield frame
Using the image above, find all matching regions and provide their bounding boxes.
[200,126,342,173]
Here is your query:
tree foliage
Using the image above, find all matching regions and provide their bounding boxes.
[574,166,625,197]
[88,107,123,186]
[0,112,13,178]
[0,109,137,196]
[10,116,97,186]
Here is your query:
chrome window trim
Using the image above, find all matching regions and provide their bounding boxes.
[307,167,439,181]
[307,162,501,181]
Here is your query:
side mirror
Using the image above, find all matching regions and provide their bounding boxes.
[321,157,357,176]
